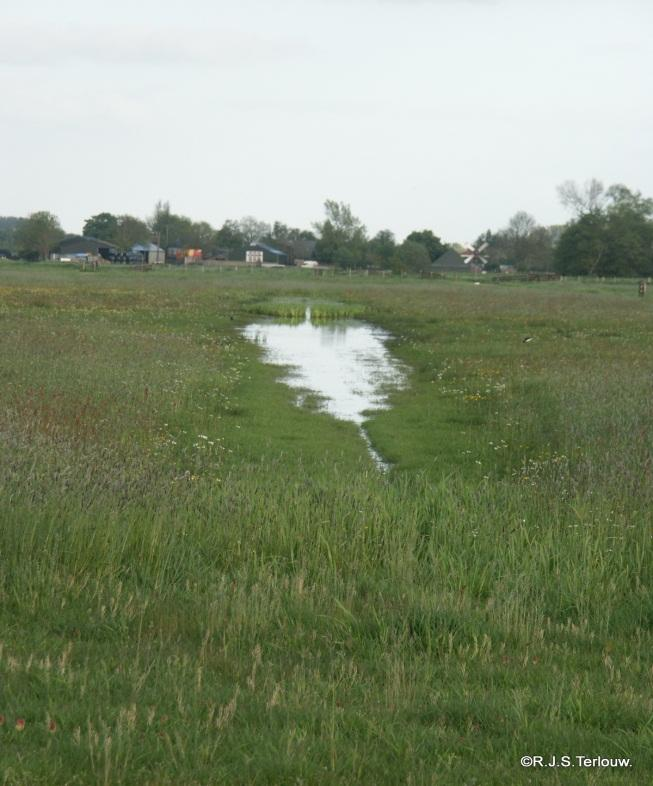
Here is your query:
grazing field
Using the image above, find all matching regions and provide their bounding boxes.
[1,263,652,785]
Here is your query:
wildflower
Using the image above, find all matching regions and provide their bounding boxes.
[15,718,25,731]
[48,719,57,733]
[0,715,5,726]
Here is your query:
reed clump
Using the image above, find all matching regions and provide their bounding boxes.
[246,299,366,321]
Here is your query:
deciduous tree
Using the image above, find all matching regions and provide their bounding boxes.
[554,213,606,275]
[269,221,315,244]
[555,182,653,276]
[83,212,119,242]
[114,215,150,249]
[314,200,367,266]
[368,230,396,267]
[482,212,554,271]
[15,211,65,260]
[392,240,430,273]
[405,229,446,263]
[557,179,606,217]
[215,220,246,255]
[238,216,271,245]
[0,216,25,254]
[191,221,216,251]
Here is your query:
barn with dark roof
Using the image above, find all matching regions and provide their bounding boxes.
[432,249,481,273]
[55,235,119,258]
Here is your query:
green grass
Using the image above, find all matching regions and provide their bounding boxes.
[245,297,366,321]
[1,262,652,784]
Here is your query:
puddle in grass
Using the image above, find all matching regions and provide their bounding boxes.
[243,307,406,470]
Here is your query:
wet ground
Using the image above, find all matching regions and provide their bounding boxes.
[243,307,405,469]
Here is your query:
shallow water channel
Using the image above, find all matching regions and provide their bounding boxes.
[243,307,406,469]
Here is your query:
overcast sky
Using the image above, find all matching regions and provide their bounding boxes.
[1,0,651,242]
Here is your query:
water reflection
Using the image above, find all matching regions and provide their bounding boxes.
[243,308,405,469]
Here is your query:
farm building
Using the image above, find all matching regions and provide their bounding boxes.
[248,242,289,265]
[291,239,317,265]
[432,249,481,273]
[54,235,119,259]
[167,247,203,264]
[131,244,165,264]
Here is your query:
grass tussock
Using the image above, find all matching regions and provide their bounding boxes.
[245,299,366,321]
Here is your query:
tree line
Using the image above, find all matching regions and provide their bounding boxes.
[1,199,450,272]
[554,181,653,276]
[3,180,652,276]
[92,199,451,272]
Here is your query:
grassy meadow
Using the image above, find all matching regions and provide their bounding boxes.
[1,262,652,785]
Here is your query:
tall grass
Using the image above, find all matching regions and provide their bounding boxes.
[245,299,366,321]
[1,263,652,784]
